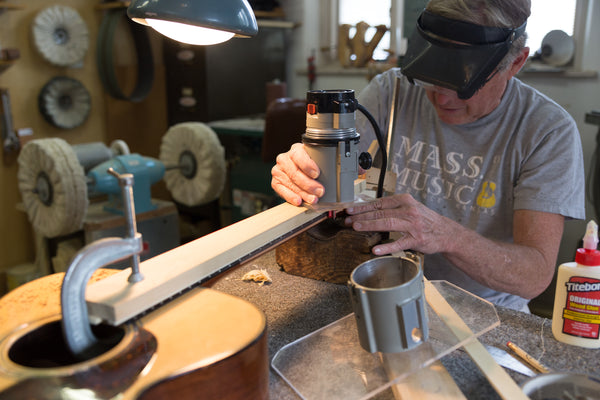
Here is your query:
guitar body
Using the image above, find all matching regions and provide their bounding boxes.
[0,272,269,400]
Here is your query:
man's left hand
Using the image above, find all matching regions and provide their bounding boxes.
[345,193,453,256]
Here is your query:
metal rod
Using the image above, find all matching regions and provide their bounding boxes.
[108,168,144,283]
[385,77,402,171]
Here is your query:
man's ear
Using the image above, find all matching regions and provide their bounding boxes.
[509,47,530,77]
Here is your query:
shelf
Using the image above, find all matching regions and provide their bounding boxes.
[519,63,598,79]
[0,60,15,74]
[257,19,298,29]
[95,1,129,10]
[0,3,24,14]
[585,112,600,126]
[296,62,396,78]
[254,8,286,19]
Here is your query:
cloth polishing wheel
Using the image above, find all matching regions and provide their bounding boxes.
[32,5,89,67]
[39,77,91,129]
[17,138,88,238]
[159,122,226,207]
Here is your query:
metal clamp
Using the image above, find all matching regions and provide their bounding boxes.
[61,168,144,358]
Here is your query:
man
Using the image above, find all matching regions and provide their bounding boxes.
[271,0,585,311]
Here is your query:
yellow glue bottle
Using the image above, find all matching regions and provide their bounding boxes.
[552,220,600,348]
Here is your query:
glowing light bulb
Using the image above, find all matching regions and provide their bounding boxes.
[146,19,235,45]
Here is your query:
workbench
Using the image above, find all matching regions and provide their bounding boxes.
[209,250,600,400]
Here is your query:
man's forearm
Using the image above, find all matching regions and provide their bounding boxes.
[442,230,553,299]
[440,211,562,299]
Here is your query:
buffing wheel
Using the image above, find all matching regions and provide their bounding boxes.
[38,77,91,129]
[159,122,226,207]
[17,138,88,238]
[32,5,89,67]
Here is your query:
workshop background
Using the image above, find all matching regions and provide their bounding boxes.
[0,0,599,318]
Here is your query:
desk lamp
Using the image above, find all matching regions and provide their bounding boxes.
[127,0,258,45]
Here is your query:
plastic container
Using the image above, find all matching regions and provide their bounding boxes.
[552,220,600,348]
[521,372,600,399]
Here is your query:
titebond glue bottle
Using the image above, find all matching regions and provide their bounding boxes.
[552,220,600,348]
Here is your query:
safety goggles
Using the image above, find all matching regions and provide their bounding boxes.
[411,78,460,96]
[400,10,526,99]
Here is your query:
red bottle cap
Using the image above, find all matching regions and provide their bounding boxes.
[575,248,600,266]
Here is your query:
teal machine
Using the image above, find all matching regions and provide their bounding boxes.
[88,153,166,215]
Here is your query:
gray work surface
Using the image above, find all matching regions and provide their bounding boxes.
[210,251,600,399]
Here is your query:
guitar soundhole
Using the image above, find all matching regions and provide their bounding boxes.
[8,320,124,367]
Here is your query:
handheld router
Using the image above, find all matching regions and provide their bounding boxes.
[302,90,385,203]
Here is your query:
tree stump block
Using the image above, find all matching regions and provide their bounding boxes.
[275,219,384,284]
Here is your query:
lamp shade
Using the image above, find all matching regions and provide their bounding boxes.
[127,0,258,45]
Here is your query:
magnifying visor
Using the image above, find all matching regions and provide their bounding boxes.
[400,10,526,99]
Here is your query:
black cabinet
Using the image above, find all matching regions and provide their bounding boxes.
[162,28,288,124]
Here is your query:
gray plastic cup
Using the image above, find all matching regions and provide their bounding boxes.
[349,254,428,353]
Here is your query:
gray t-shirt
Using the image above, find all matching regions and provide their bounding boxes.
[356,68,585,310]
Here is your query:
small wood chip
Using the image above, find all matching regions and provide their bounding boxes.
[241,269,272,286]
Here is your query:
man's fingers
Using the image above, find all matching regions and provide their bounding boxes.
[346,195,408,215]
[272,182,302,206]
[288,143,320,179]
[349,213,407,233]
[272,165,320,205]
[372,235,415,255]
[277,153,321,191]
[275,151,323,197]
[269,143,327,206]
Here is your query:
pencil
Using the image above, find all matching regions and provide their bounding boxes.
[506,341,550,374]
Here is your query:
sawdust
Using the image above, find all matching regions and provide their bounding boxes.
[241,269,272,286]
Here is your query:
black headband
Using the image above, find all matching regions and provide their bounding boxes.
[419,10,526,46]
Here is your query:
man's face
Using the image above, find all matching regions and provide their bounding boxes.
[424,67,512,125]
[422,47,529,125]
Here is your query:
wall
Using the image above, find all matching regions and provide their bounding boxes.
[0,1,168,283]
[0,1,106,275]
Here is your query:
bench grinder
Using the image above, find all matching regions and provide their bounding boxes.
[17,122,226,239]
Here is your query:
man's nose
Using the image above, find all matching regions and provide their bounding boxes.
[434,90,456,105]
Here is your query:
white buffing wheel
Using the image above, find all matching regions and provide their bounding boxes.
[159,122,226,207]
[39,77,91,129]
[17,138,88,238]
[32,5,89,67]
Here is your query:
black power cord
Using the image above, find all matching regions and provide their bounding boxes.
[357,103,387,198]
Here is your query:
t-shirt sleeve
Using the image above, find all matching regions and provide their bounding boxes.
[513,108,585,220]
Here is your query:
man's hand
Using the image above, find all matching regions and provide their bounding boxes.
[345,194,453,255]
[271,143,325,206]
[344,193,564,299]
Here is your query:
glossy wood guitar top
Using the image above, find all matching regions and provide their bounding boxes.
[0,271,268,400]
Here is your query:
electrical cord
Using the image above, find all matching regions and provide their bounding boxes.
[357,103,387,198]
[587,131,600,220]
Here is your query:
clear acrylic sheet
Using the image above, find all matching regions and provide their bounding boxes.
[271,280,500,400]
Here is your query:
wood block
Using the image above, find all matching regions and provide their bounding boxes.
[382,357,466,400]
[275,218,383,284]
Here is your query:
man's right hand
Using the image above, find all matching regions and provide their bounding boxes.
[271,143,325,206]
